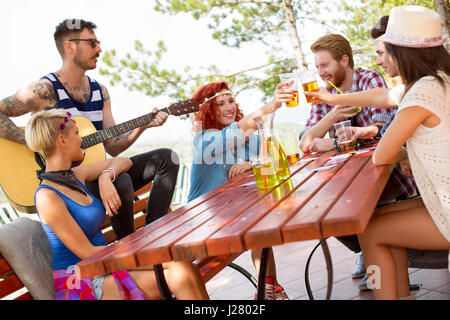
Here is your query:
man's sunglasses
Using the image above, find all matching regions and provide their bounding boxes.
[69,38,101,48]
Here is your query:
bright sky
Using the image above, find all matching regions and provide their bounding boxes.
[0,0,328,145]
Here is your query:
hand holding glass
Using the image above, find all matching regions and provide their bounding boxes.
[333,120,357,153]
[299,70,319,103]
[279,73,299,107]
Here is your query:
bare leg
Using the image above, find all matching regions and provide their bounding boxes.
[100,274,130,300]
[372,197,423,218]
[251,248,279,285]
[163,261,210,300]
[101,261,209,300]
[359,203,450,300]
[389,246,410,298]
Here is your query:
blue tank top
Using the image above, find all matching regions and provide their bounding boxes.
[42,72,104,131]
[35,179,107,270]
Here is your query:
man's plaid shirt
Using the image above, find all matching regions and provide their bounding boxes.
[300,67,416,198]
[300,68,394,138]
[381,110,417,199]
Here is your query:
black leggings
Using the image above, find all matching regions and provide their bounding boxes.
[86,148,180,240]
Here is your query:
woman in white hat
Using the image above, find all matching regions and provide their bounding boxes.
[352,5,450,300]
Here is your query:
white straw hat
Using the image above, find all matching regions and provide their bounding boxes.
[377,5,448,48]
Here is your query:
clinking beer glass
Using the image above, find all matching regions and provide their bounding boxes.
[278,132,301,165]
[279,73,299,107]
[298,70,319,103]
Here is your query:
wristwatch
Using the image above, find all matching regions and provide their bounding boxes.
[374,124,384,139]
[333,137,342,152]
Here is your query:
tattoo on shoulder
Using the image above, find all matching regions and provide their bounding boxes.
[101,86,110,103]
[33,80,57,102]
[0,80,56,117]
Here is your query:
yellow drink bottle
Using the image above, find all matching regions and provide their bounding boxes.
[254,113,291,182]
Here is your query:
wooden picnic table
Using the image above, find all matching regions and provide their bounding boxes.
[77,144,393,300]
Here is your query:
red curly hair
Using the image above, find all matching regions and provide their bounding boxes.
[192,81,244,131]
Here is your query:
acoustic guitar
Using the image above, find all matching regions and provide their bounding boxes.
[0,99,199,213]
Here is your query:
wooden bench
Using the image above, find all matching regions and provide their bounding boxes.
[0,182,256,300]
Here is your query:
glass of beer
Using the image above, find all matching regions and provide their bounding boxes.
[250,155,279,189]
[279,73,299,107]
[278,132,301,165]
[299,70,319,103]
[333,120,357,153]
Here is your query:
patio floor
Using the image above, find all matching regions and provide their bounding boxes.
[206,237,450,300]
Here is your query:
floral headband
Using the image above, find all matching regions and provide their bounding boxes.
[59,112,72,130]
[199,90,233,107]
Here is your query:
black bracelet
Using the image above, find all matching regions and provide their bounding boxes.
[374,124,384,139]
[333,137,342,152]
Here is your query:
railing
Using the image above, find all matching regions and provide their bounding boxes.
[0,203,20,225]
[172,163,190,207]
[0,163,191,224]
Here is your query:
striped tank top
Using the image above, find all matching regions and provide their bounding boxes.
[42,72,104,130]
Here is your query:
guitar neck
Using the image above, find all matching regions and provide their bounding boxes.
[81,107,168,149]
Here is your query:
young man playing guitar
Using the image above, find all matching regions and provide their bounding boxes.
[0,19,180,239]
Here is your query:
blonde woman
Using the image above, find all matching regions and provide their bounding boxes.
[26,109,209,300]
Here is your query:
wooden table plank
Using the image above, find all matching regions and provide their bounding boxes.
[135,185,256,266]
[321,155,394,238]
[107,184,252,270]
[243,151,340,249]
[205,157,322,256]
[77,146,393,284]
[171,162,309,260]
[144,155,319,261]
[282,152,371,243]
[169,187,262,260]
[78,175,250,278]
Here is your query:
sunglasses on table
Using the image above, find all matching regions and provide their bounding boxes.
[69,38,101,48]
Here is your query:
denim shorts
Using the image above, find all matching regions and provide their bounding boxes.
[91,274,107,300]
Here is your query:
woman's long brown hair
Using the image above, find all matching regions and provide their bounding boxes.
[384,43,450,97]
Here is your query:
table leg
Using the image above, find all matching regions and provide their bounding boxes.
[305,238,333,300]
[257,248,270,300]
[154,264,175,300]
[321,238,333,300]
[227,263,258,288]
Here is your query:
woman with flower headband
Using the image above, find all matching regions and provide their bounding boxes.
[331,6,449,300]
[187,81,294,300]
[26,109,209,300]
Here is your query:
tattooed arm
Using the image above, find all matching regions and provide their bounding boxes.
[0,79,57,144]
[101,85,168,156]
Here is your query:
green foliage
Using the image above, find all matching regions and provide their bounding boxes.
[100,0,335,103]
[100,40,189,99]
[104,0,443,104]
[101,0,445,103]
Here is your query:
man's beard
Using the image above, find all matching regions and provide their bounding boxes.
[73,52,97,70]
[330,66,347,88]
